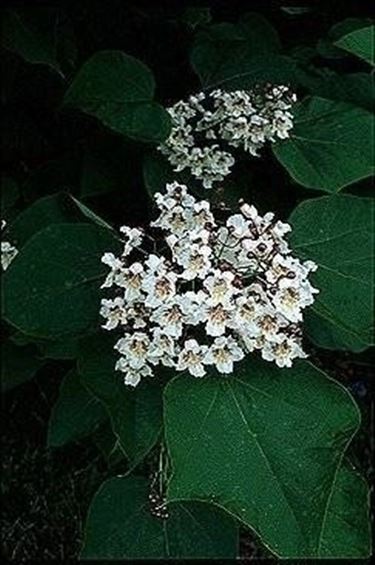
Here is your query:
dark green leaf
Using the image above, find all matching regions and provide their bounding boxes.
[297,69,374,112]
[273,96,374,192]
[64,51,171,142]
[48,369,108,447]
[93,423,126,467]
[2,8,62,74]
[2,223,121,338]
[318,18,373,59]
[1,340,44,391]
[190,13,297,89]
[334,25,374,65]
[78,333,163,468]
[165,358,370,558]
[319,462,371,558]
[289,195,374,351]
[38,338,79,360]
[143,152,185,196]
[6,193,77,249]
[81,476,238,559]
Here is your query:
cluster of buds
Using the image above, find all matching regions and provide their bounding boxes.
[159,85,296,188]
[100,183,318,387]
[148,485,169,520]
[1,221,18,271]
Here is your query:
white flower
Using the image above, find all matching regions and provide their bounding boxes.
[149,328,177,367]
[1,242,15,267]
[178,243,212,280]
[114,332,150,370]
[176,339,208,377]
[1,241,18,271]
[101,253,124,288]
[193,200,216,229]
[143,271,177,308]
[150,300,185,339]
[256,310,285,340]
[177,290,207,326]
[203,270,238,306]
[115,359,153,387]
[126,303,148,329]
[272,286,304,323]
[204,336,245,374]
[100,297,126,330]
[119,226,144,256]
[261,334,307,368]
[226,214,250,238]
[202,303,234,337]
[230,295,262,337]
[151,204,192,235]
[120,262,145,302]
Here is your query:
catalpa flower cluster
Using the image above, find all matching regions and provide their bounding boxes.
[1,220,18,271]
[159,85,296,188]
[100,183,318,387]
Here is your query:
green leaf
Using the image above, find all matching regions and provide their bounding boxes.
[5,192,114,251]
[334,25,375,66]
[190,13,296,89]
[273,96,374,193]
[319,462,371,558]
[190,13,297,89]
[143,151,188,196]
[1,340,44,391]
[6,193,78,249]
[297,70,374,113]
[10,331,79,360]
[81,475,238,559]
[78,333,163,468]
[2,8,62,74]
[289,195,374,351]
[164,359,370,558]
[38,337,79,360]
[317,18,373,60]
[64,50,171,142]
[48,369,108,447]
[93,423,126,467]
[2,223,121,338]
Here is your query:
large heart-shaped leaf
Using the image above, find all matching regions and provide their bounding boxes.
[2,223,120,338]
[81,476,238,559]
[64,51,171,142]
[273,96,374,193]
[334,25,374,66]
[48,369,108,447]
[289,195,374,351]
[191,14,296,89]
[165,358,370,558]
[78,333,163,468]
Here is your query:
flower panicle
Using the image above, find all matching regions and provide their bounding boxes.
[100,182,318,387]
[159,85,297,188]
